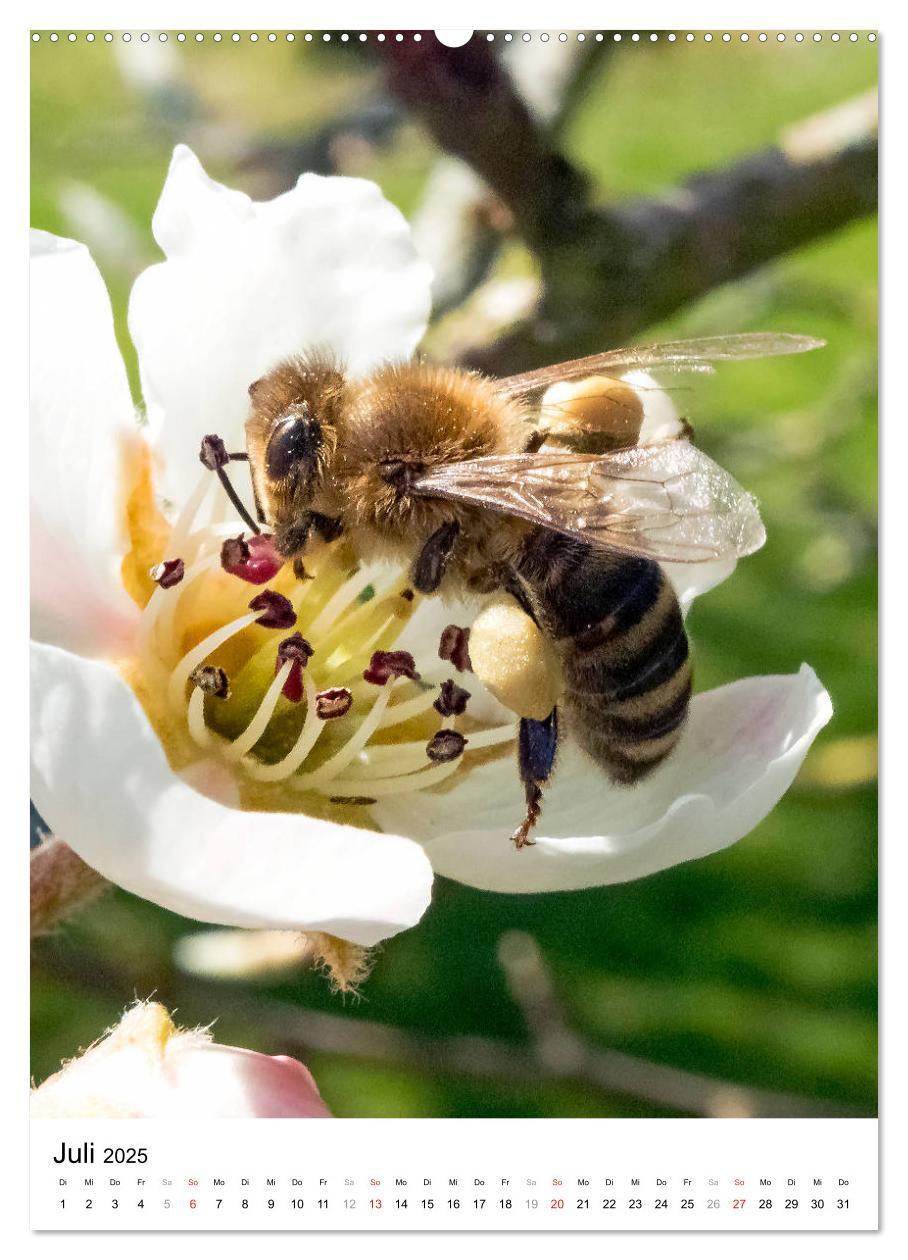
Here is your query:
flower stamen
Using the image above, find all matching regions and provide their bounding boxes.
[249,590,297,629]
[426,729,468,763]
[150,558,185,589]
[316,688,353,720]
[434,679,471,717]
[223,662,293,762]
[167,610,260,709]
[276,632,314,703]
[363,650,420,686]
[188,664,231,699]
[439,624,472,672]
[221,533,284,584]
[242,672,327,783]
[292,682,398,791]
[138,468,516,810]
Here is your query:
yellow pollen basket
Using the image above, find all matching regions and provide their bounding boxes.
[122,464,517,816]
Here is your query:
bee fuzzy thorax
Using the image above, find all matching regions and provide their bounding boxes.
[330,361,527,551]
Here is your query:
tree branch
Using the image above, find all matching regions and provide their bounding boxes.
[32,933,864,1119]
[378,37,876,372]
[380,34,591,250]
[410,36,613,317]
[30,838,108,937]
[467,118,878,373]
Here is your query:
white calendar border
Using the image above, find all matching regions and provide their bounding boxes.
[6,1,899,1253]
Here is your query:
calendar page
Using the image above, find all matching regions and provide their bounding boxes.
[28,12,879,1238]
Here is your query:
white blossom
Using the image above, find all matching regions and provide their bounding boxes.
[30,1003,331,1119]
[30,146,832,952]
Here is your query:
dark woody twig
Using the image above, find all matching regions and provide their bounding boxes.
[467,122,879,374]
[380,34,591,251]
[33,932,864,1119]
[31,837,108,937]
[379,38,877,373]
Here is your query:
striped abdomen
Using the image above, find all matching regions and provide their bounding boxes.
[515,530,692,783]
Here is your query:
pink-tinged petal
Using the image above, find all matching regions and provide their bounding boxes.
[372,666,832,893]
[169,1047,332,1119]
[31,1003,332,1119]
[129,145,433,503]
[30,642,434,945]
[30,230,139,656]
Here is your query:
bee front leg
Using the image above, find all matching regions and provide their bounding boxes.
[412,520,460,594]
[309,512,344,542]
[278,513,344,581]
[512,708,558,849]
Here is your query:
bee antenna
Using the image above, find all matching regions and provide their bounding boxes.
[199,435,262,535]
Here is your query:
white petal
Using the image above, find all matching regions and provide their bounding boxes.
[30,642,434,946]
[31,1003,332,1119]
[623,368,685,444]
[30,230,138,655]
[373,666,832,893]
[663,555,738,612]
[129,146,433,502]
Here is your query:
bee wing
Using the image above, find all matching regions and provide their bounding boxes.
[412,444,766,564]
[494,332,825,400]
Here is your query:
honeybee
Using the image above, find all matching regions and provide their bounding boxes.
[216,332,822,846]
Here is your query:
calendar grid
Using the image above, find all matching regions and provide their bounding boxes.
[31,1119,878,1231]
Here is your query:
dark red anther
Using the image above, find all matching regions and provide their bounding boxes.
[249,590,297,629]
[274,632,314,703]
[199,434,230,470]
[277,632,314,666]
[222,533,283,584]
[188,664,231,699]
[439,624,473,672]
[434,679,471,718]
[362,649,420,686]
[149,558,185,590]
[426,729,468,763]
[316,688,354,720]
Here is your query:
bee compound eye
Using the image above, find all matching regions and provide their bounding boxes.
[265,412,322,481]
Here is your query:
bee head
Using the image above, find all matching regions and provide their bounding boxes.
[244,356,348,557]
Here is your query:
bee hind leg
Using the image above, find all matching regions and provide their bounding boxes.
[512,708,558,849]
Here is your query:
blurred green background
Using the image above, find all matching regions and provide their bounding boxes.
[31,32,877,1117]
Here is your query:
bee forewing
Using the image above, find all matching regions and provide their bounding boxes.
[494,332,825,399]
[413,444,766,564]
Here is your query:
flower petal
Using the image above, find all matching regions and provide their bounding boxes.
[624,368,687,445]
[663,555,738,612]
[372,666,832,893]
[30,642,434,945]
[167,1045,332,1118]
[31,1002,332,1119]
[30,230,139,655]
[129,145,433,502]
